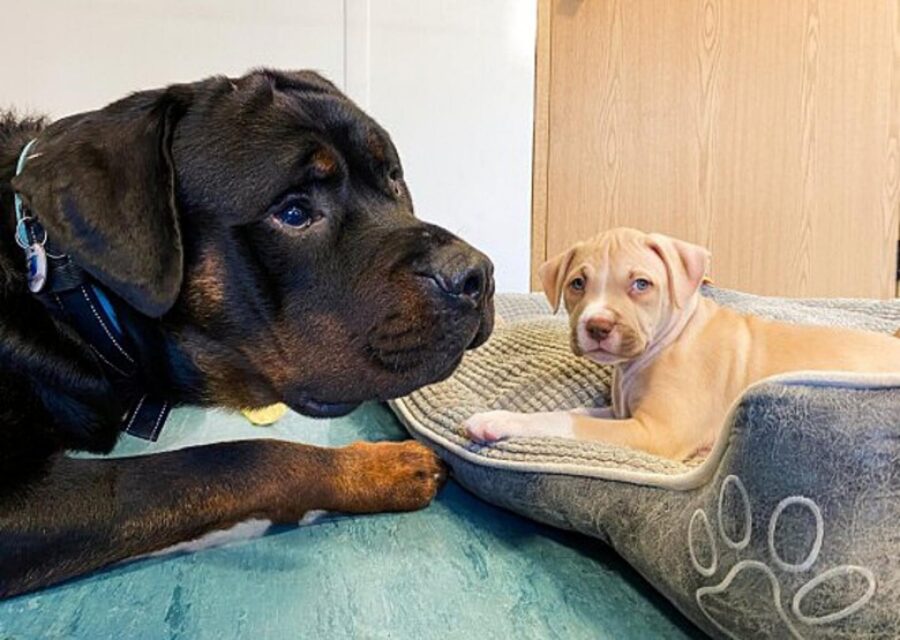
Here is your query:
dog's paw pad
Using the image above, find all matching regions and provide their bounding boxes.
[689,475,877,638]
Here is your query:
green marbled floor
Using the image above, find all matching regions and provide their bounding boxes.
[0,404,700,639]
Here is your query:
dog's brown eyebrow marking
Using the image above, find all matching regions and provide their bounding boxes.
[365,129,387,163]
[310,148,339,179]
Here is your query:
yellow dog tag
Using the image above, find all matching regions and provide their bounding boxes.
[242,403,288,426]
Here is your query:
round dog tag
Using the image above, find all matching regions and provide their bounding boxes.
[25,242,47,293]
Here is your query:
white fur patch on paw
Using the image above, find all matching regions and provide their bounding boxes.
[464,410,528,442]
[464,410,573,443]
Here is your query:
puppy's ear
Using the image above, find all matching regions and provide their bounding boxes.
[538,246,577,313]
[646,233,710,309]
[12,86,192,317]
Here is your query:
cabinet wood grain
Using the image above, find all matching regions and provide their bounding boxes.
[533,0,900,298]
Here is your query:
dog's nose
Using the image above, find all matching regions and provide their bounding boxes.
[413,225,494,304]
[586,317,615,342]
[430,254,491,302]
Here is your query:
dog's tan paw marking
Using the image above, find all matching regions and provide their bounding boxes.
[688,474,877,639]
[337,441,447,513]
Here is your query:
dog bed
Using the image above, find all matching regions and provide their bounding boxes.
[390,287,900,639]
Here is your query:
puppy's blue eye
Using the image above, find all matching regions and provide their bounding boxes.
[274,205,313,229]
[632,278,652,292]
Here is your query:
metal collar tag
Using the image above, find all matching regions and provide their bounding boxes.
[13,139,48,293]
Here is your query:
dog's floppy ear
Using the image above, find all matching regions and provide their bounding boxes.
[646,233,710,309]
[12,87,191,317]
[538,246,578,313]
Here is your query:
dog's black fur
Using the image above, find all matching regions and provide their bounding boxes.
[0,69,493,597]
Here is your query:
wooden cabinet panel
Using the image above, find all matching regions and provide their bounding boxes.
[533,0,900,298]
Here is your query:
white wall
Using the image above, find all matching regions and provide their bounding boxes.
[0,1,344,117]
[0,0,535,292]
[345,1,536,292]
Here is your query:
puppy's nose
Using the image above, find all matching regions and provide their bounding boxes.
[586,317,615,342]
[430,254,491,302]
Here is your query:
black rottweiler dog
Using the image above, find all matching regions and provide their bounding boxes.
[0,69,493,597]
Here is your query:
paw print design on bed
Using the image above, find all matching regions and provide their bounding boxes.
[689,475,876,639]
[391,289,900,639]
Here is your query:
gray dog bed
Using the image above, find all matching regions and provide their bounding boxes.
[390,288,900,639]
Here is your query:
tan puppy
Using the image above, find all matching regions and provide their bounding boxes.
[465,228,900,460]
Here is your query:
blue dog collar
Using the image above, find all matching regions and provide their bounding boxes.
[11,139,170,441]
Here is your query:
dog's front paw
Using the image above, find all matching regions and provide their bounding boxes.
[464,410,533,443]
[333,441,447,513]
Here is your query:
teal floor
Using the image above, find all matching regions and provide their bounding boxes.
[0,404,700,640]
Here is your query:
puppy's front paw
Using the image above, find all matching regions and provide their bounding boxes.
[464,410,530,443]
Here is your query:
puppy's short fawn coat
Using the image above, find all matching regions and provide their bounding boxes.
[466,228,900,460]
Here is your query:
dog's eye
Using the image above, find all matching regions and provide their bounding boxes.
[632,278,652,292]
[569,276,586,292]
[274,205,313,229]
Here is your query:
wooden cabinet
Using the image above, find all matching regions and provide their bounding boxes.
[532,0,900,298]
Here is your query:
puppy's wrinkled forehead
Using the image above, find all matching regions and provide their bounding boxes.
[576,228,664,287]
[173,69,399,222]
